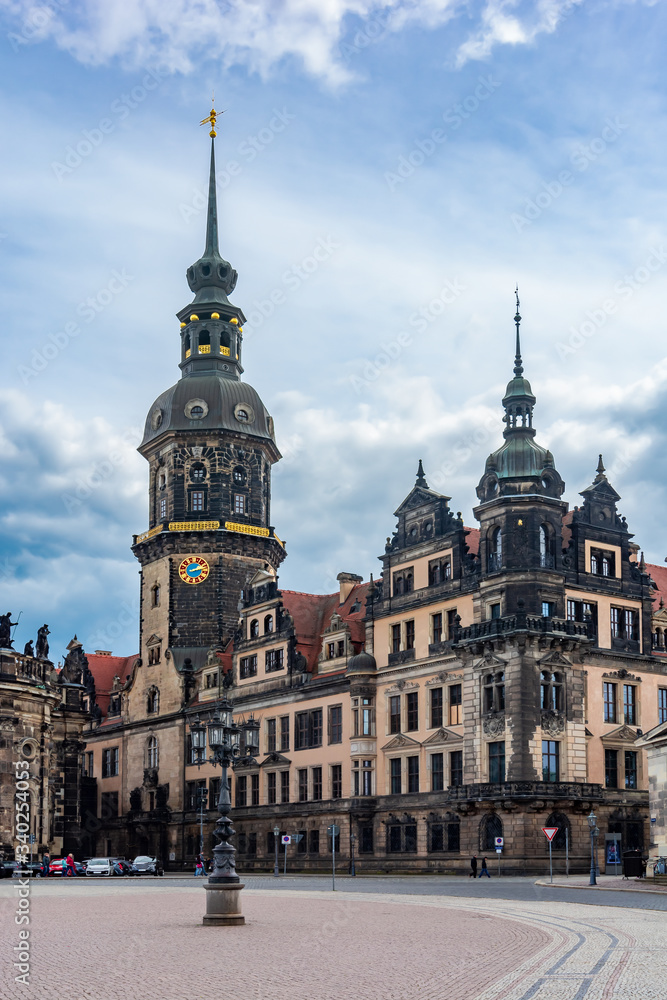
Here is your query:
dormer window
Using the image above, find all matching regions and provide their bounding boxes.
[590,547,615,576]
[264,614,274,634]
[249,619,259,638]
[393,568,414,596]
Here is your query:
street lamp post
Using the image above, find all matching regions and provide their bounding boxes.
[588,808,599,887]
[349,832,356,877]
[189,703,260,925]
[273,825,280,877]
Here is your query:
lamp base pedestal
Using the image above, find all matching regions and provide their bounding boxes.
[202,882,245,925]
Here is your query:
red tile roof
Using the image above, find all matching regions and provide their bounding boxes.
[86,653,138,718]
[646,562,667,610]
[464,527,480,556]
[281,582,370,672]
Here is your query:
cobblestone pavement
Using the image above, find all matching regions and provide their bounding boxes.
[2,879,666,1000]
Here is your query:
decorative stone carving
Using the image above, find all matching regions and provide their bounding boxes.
[482,713,505,737]
[541,709,566,736]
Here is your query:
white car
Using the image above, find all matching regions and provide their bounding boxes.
[85,857,114,877]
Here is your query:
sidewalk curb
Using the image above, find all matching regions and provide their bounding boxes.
[534,878,667,896]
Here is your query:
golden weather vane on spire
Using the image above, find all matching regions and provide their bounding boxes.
[200,94,224,138]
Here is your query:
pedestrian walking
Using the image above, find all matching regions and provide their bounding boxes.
[41,853,50,878]
[479,856,490,878]
[61,857,67,877]
[470,854,478,878]
[66,853,76,877]
[194,853,205,877]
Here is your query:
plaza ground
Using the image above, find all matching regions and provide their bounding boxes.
[2,876,666,999]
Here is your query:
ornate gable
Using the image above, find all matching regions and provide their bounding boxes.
[422,727,463,746]
[538,650,572,669]
[260,751,291,767]
[381,733,421,751]
[601,724,641,744]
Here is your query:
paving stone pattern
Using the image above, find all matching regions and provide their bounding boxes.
[1,880,666,1000]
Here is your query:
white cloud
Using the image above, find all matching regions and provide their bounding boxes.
[0,0,587,83]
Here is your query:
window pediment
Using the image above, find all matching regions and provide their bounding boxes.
[260,752,291,768]
[146,634,162,648]
[601,724,641,745]
[422,727,463,746]
[381,733,421,751]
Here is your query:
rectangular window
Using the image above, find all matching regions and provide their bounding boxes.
[327,641,335,659]
[610,607,621,638]
[446,608,458,637]
[488,741,505,783]
[312,767,322,801]
[431,752,444,792]
[101,747,119,778]
[542,740,559,782]
[265,648,284,672]
[448,821,460,853]
[625,750,638,789]
[430,823,444,852]
[234,493,245,515]
[267,771,277,804]
[604,682,617,723]
[430,687,443,728]
[280,716,290,751]
[659,688,667,725]
[605,748,618,788]
[280,770,290,803]
[209,777,221,805]
[407,755,419,793]
[390,757,402,795]
[490,603,501,620]
[541,601,555,618]
[359,825,374,854]
[449,684,462,726]
[389,825,402,852]
[404,824,417,853]
[191,490,204,512]
[406,691,418,731]
[295,709,323,749]
[236,775,247,808]
[389,695,401,734]
[360,699,374,736]
[405,619,415,651]
[240,655,257,679]
[329,704,343,743]
[432,612,443,645]
[251,773,259,806]
[450,750,463,787]
[623,684,637,725]
[298,769,308,802]
[205,671,218,688]
[267,718,277,753]
[337,639,345,657]
[309,829,320,854]
[391,623,401,654]
[160,497,167,519]
[295,713,309,750]
[331,764,342,799]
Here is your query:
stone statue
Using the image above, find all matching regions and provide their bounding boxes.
[61,638,88,685]
[23,640,34,658]
[0,612,17,649]
[35,624,50,660]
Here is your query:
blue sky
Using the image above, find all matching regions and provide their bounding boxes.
[1,0,667,660]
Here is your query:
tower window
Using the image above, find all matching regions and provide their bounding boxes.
[539,524,556,568]
[540,671,563,711]
[488,527,502,572]
[147,688,159,714]
[151,585,160,608]
[234,494,246,515]
[191,464,206,482]
[190,405,204,419]
[190,491,205,512]
[233,467,246,484]
[160,497,167,519]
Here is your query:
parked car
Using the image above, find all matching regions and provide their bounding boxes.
[130,855,163,876]
[1,860,42,878]
[85,857,115,877]
[112,860,132,876]
[48,858,86,877]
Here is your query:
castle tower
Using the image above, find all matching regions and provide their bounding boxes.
[132,115,286,680]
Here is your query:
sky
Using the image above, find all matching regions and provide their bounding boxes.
[1,0,667,661]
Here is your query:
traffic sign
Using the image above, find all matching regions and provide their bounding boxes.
[494,837,504,847]
[281,835,291,845]
[328,824,340,836]
[495,848,502,854]
[542,827,558,842]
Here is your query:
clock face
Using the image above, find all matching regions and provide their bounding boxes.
[178,556,210,585]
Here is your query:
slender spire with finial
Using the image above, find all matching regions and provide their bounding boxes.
[416,459,428,488]
[595,454,606,482]
[513,285,523,377]
[199,100,224,257]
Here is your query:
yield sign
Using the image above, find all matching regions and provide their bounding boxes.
[542,827,558,842]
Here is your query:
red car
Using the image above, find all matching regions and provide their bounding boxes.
[48,858,85,877]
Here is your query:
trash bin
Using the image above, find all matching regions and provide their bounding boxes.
[622,849,643,879]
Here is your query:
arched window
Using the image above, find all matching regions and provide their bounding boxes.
[264,614,274,634]
[404,573,413,593]
[151,584,160,608]
[198,330,211,353]
[540,671,563,711]
[539,524,556,569]
[190,463,206,482]
[544,812,570,851]
[480,813,503,851]
[147,687,159,714]
[249,619,259,638]
[184,332,191,356]
[146,736,159,769]
[233,466,246,484]
[488,527,502,572]
[395,576,404,595]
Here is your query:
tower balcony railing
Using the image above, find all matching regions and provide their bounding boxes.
[220,345,230,356]
[453,610,594,645]
[198,344,211,354]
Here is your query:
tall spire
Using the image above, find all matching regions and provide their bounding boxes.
[513,285,523,377]
[205,137,219,256]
